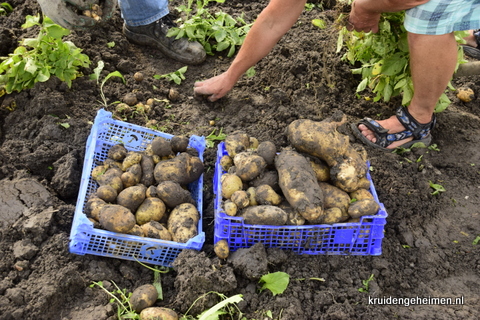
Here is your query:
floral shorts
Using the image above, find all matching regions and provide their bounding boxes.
[405,0,480,35]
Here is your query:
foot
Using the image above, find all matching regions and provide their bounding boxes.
[357,115,410,149]
[123,15,206,65]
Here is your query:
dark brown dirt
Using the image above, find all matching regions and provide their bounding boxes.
[1,1,479,319]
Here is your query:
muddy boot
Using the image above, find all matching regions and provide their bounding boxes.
[123,15,206,65]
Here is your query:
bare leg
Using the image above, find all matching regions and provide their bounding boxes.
[357,32,458,148]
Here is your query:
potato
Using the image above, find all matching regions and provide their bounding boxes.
[91,165,108,181]
[246,187,258,206]
[135,197,166,225]
[256,141,277,166]
[156,181,195,208]
[154,153,204,186]
[249,170,281,193]
[318,182,350,218]
[151,136,173,157]
[220,155,234,172]
[130,284,158,313]
[275,149,325,222]
[97,167,124,193]
[330,158,362,193]
[117,185,147,213]
[323,207,346,224]
[167,203,200,243]
[223,200,238,216]
[128,224,144,236]
[308,157,330,182]
[225,131,250,157]
[145,185,158,198]
[221,173,243,199]
[139,307,178,320]
[121,172,139,188]
[108,144,128,161]
[249,137,259,149]
[279,202,305,226]
[255,185,282,206]
[85,197,107,221]
[141,221,172,240]
[99,204,136,233]
[103,158,123,170]
[171,135,190,153]
[231,190,249,209]
[348,199,380,219]
[233,151,267,182]
[122,151,142,171]
[240,205,288,225]
[214,240,230,259]
[350,188,374,201]
[95,185,117,203]
[140,155,155,187]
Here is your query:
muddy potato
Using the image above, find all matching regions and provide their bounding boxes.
[246,187,258,206]
[249,137,259,149]
[141,221,172,240]
[156,181,195,208]
[121,172,140,188]
[221,173,243,199]
[231,190,250,209]
[214,240,230,259]
[140,155,155,187]
[168,203,199,243]
[128,224,144,236]
[348,199,380,219]
[122,152,143,171]
[139,307,178,320]
[223,200,238,216]
[135,197,166,225]
[225,131,250,157]
[108,144,128,161]
[85,197,107,221]
[130,284,158,313]
[115,103,133,115]
[233,151,267,182]
[145,185,158,198]
[255,184,282,206]
[240,205,288,225]
[279,202,305,226]
[171,135,190,153]
[350,188,374,201]
[99,204,136,233]
[220,155,234,172]
[133,72,144,83]
[318,182,350,218]
[308,157,330,182]
[256,140,277,166]
[91,164,108,182]
[154,153,204,186]
[151,136,173,157]
[123,92,138,106]
[117,185,147,213]
[103,158,123,170]
[249,170,281,193]
[323,207,346,224]
[95,185,117,203]
[98,167,124,193]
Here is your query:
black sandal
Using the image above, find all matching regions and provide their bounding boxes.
[350,106,436,151]
[462,29,480,60]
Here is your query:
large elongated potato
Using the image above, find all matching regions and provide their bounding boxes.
[154,153,204,186]
[99,204,136,233]
[275,149,324,222]
[240,205,288,225]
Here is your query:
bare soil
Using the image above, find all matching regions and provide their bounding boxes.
[1,1,479,319]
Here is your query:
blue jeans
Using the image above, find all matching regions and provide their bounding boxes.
[117,0,169,27]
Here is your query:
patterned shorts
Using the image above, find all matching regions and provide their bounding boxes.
[405,0,480,35]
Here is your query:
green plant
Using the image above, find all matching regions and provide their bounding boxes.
[358,274,374,293]
[89,60,125,108]
[258,272,290,296]
[0,2,13,15]
[338,10,467,112]
[180,292,244,320]
[205,128,227,148]
[89,281,139,319]
[429,181,446,196]
[154,66,188,85]
[0,15,91,94]
[473,236,480,245]
[168,0,252,57]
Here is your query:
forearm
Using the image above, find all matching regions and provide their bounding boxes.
[225,0,307,81]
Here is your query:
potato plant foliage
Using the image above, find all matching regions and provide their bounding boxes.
[0,15,90,94]
[168,0,252,57]
[338,10,467,112]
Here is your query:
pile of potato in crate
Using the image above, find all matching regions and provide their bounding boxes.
[218,112,381,227]
[85,134,204,243]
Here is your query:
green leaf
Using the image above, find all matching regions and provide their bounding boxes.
[312,19,326,29]
[259,272,290,296]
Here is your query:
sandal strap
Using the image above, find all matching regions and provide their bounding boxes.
[474,29,480,48]
[395,106,436,141]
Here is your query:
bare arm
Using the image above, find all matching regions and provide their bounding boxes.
[348,0,430,33]
[194,0,307,101]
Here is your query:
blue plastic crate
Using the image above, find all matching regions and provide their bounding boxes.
[213,142,388,256]
[70,109,206,266]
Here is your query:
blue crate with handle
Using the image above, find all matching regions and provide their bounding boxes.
[70,109,205,266]
[213,142,388,256]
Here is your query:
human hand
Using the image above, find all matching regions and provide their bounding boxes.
[37,0,117,30]
[347,0,381,33]
[193,72,236,102]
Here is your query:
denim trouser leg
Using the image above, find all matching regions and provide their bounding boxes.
[117,0,169,27]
